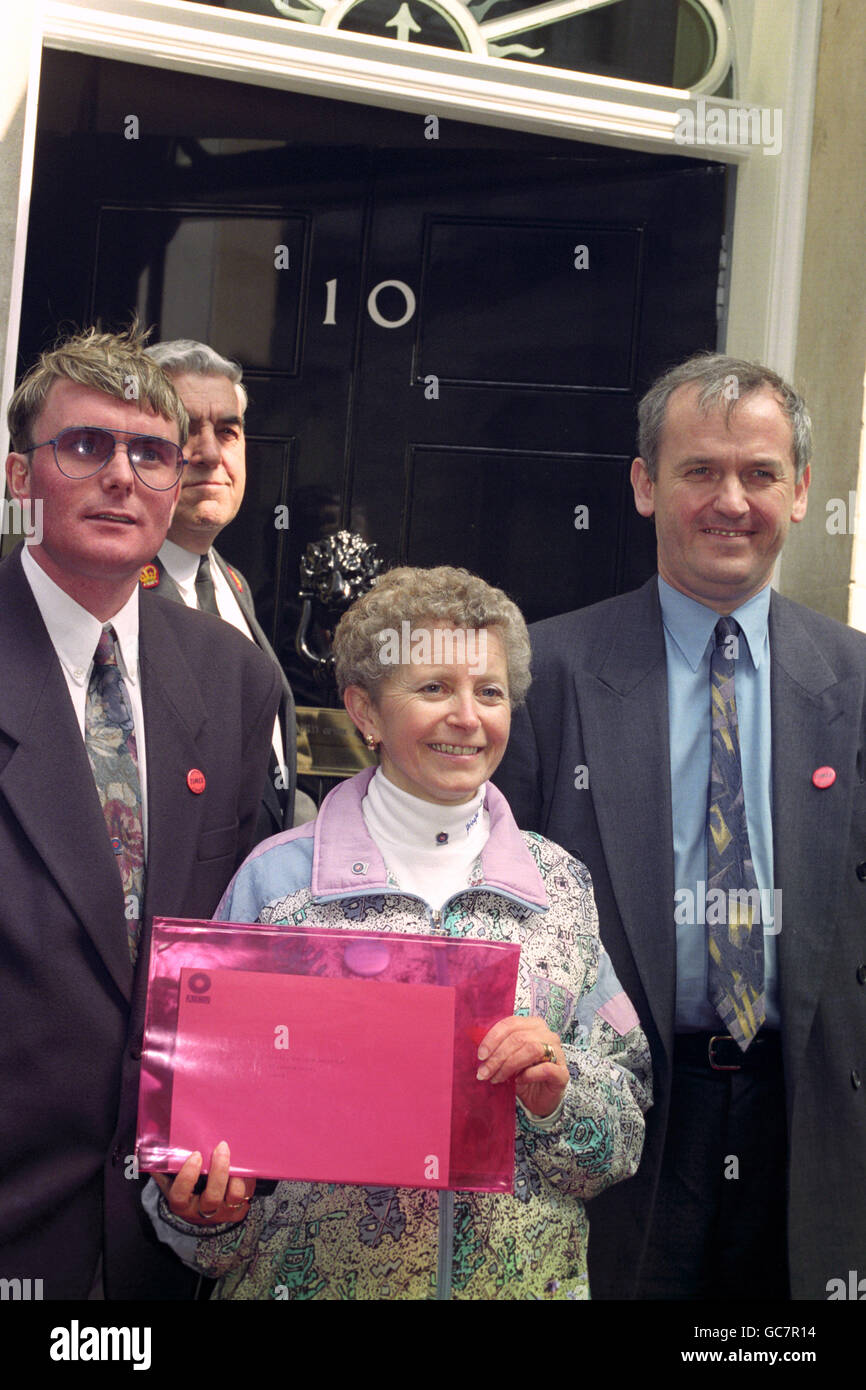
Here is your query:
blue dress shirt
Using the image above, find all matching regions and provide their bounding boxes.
[658,577,779,1031]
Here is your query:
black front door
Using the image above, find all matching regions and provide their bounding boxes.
[20,53,726,700]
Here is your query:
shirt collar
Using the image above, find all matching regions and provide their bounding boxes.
[159,537,205,587]
[657,575,771,673]
[21,544,141,688]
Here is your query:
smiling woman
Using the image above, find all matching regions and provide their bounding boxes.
[149,564,652,1301]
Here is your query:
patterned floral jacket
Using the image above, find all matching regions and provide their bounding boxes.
[148,768,651,1300]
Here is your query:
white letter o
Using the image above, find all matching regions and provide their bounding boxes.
[367,279,416,328]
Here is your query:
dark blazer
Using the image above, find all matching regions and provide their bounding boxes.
[0,548,281,1299]
[141,551,298,839]
[495,575,866,1300]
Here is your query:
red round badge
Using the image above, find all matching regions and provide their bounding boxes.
[812,766,836,789]
[187,768,206,794]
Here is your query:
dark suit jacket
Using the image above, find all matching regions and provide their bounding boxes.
[495,576,866,1300]
[0,548,281,1299]
[141,551,297,839]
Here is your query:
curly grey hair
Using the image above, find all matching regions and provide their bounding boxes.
[637,352,812,482]
[145,339,248,415]
[333,565,532,706]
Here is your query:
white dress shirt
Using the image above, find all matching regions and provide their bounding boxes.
[21,545,149,849]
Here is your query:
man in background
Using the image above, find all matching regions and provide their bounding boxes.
[0,325,280,1297]
[143,339,314,838]
[496,353,866,1300]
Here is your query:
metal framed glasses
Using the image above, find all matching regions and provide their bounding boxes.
[25,426,185,491]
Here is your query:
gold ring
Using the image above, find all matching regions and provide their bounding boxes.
[542,1043,556,1065]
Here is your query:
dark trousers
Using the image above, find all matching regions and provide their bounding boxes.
[638,1033,789,1300]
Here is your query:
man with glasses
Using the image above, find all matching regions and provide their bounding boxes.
[0,325,280,1298]
[142,339,313,838]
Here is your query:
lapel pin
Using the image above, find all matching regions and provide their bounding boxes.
[187,768,206,794]
[812,766,836,789]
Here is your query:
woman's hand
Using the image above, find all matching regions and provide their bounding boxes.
[476,1016,569,1118]
[153,1140,255,1226]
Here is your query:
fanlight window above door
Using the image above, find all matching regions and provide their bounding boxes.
[201,0,732,94]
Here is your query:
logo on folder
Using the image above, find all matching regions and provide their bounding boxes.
[185,971,212,1004]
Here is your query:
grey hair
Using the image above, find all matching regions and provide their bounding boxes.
[637,352,812,482]
[333,565,532,706]
[145,339,248,414]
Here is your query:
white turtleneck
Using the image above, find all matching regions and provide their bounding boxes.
[361,769,489,911]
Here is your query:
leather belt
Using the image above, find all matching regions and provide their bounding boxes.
[673,1029,781,1073]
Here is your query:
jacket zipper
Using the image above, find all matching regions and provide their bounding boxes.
[430,904,451,1297]
[437,1190,454,1300]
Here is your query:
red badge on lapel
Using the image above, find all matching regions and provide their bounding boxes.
[139,564,160,589]
[225,566,244,594]
[812,766,836,789]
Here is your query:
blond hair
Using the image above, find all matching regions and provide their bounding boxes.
[8,323,188,452]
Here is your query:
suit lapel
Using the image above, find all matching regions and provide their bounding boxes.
[581,579,676,1054]
[138,599,210,920]
[770,594,859,1095]
[213,549,295,828]
[0,554,134,1000]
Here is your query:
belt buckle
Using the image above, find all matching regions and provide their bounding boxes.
[708,1034,741,1071]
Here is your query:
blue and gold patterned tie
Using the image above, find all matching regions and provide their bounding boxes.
[706,616,765,1049]
[85,627,144,964]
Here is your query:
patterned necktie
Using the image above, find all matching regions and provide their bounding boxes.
[84,627,144,964]
[195,555,220,615]
[706,616,765,1049]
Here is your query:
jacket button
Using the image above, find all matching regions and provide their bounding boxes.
[857,863,866,881]
[130,1046,142,1061]
[852,1069,862,1090]
[858,964,866,985]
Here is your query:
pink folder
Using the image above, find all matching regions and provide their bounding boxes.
[137,918,521,1192]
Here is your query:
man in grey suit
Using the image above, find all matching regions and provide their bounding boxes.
[142,340,314,839]
[496,354,866,1301]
